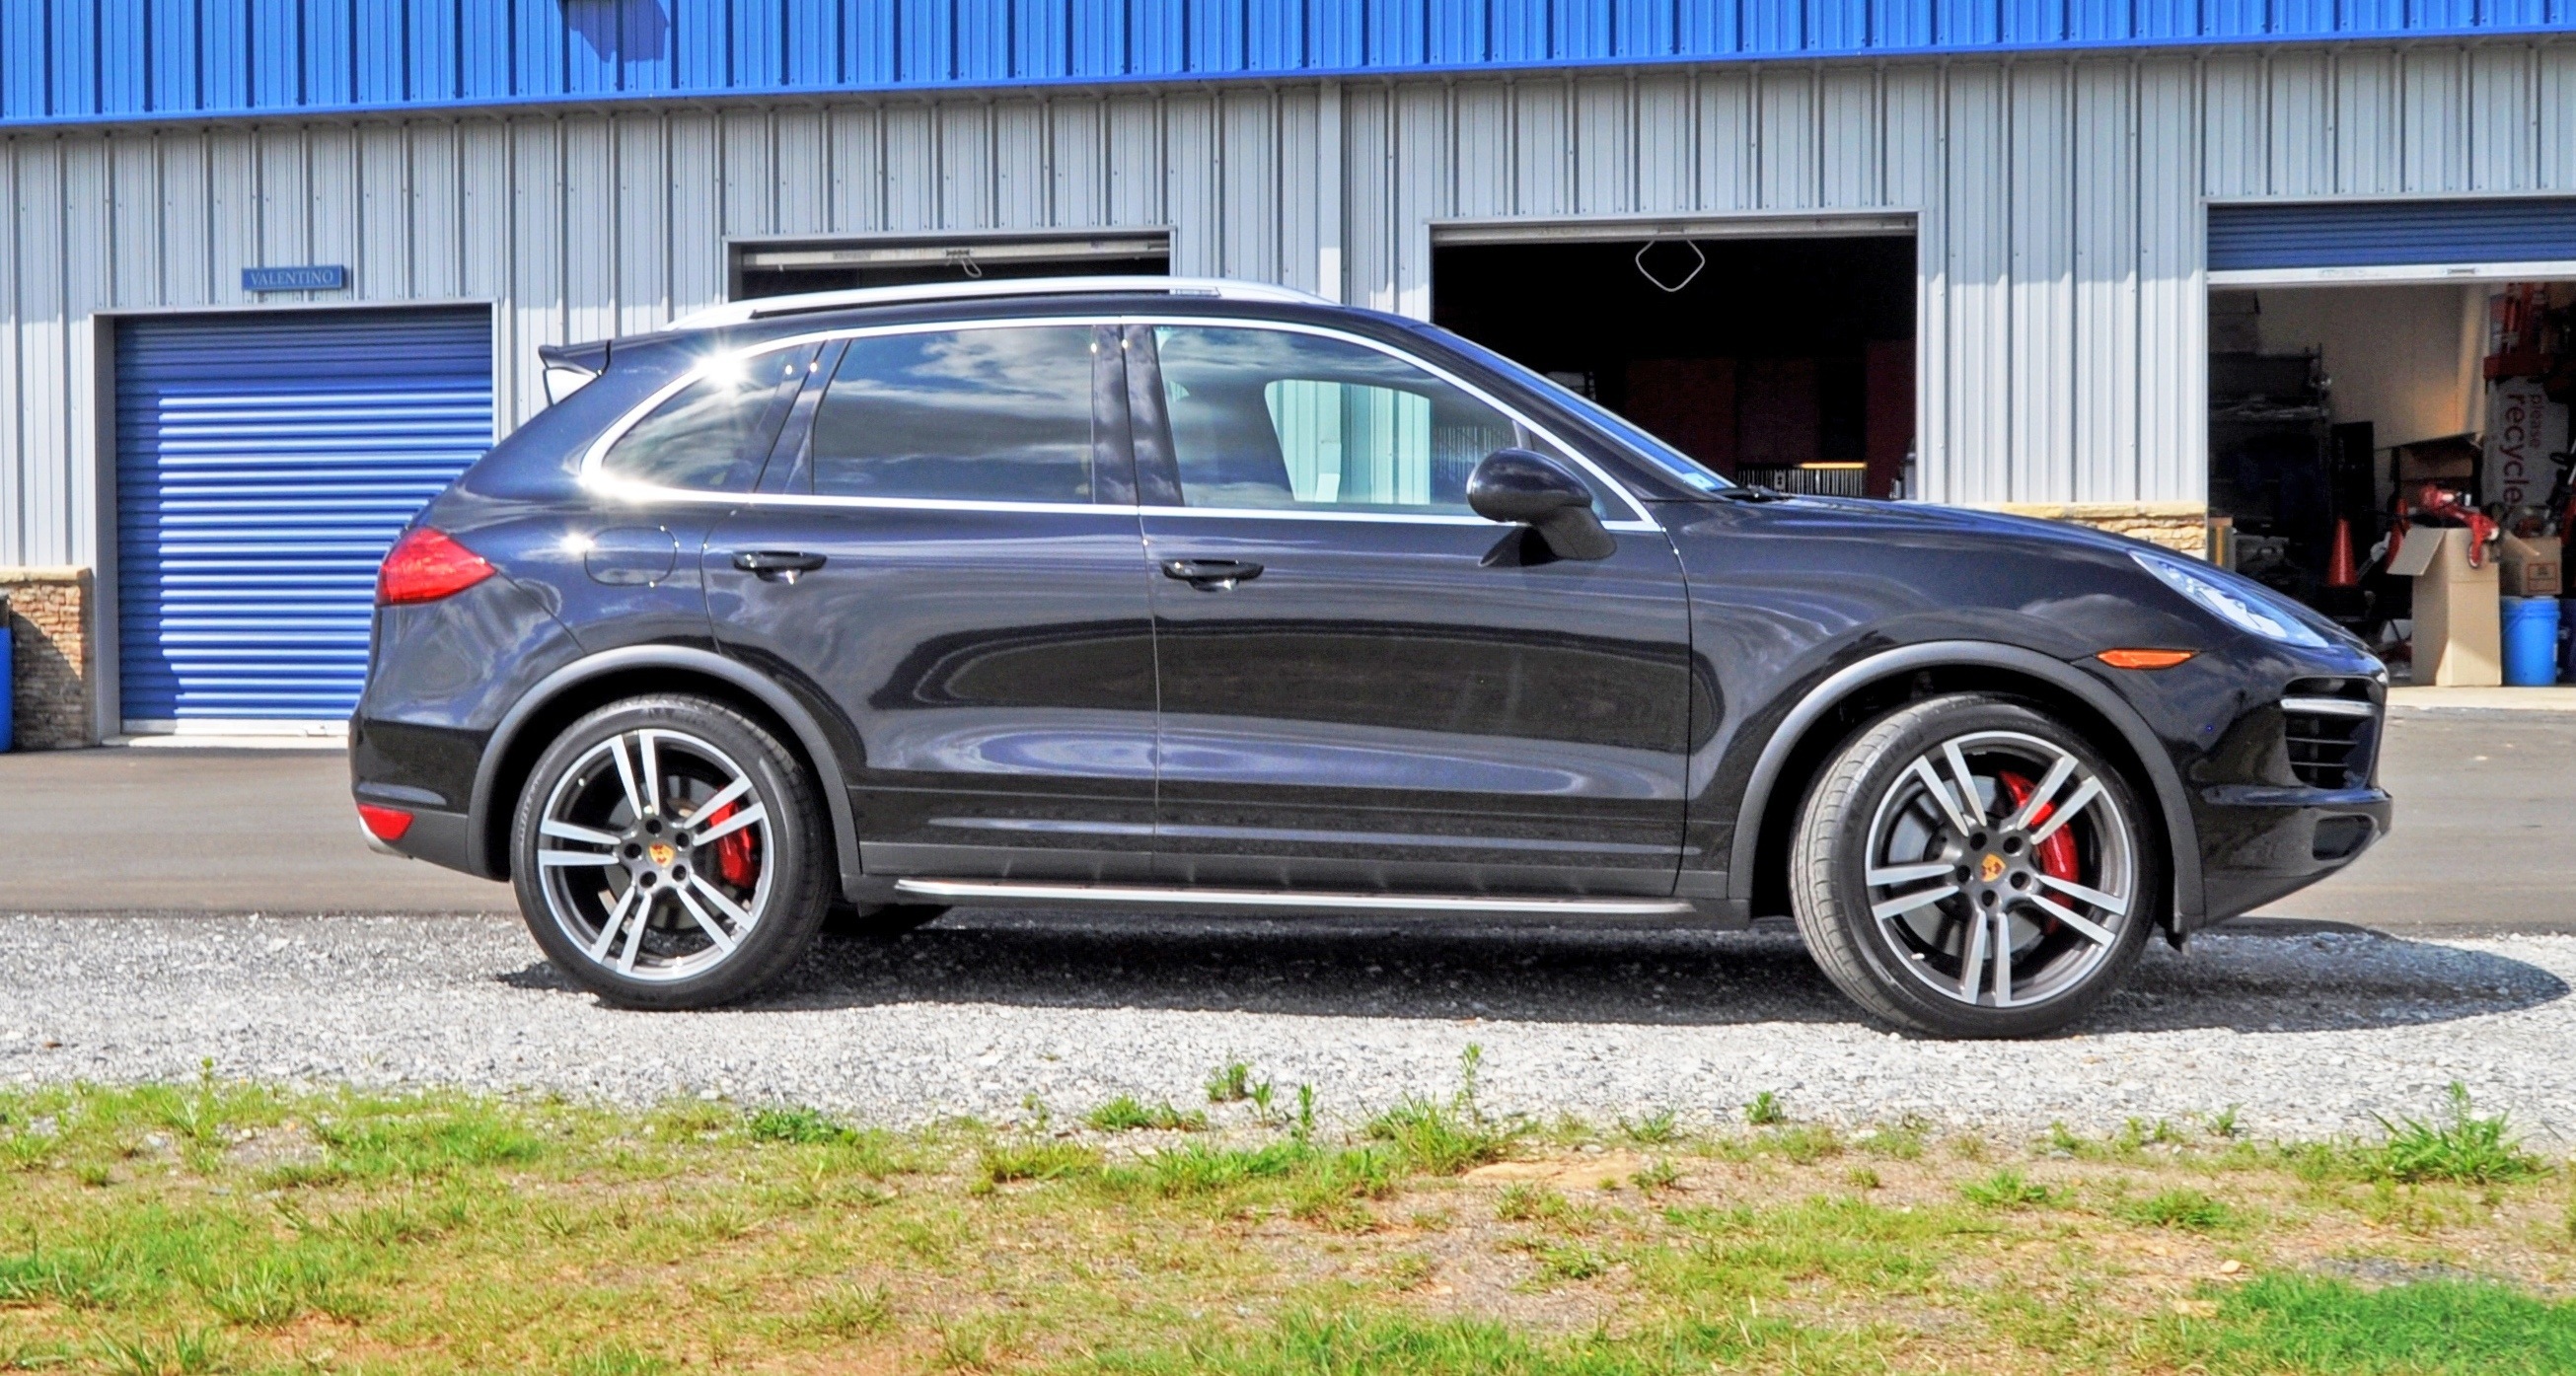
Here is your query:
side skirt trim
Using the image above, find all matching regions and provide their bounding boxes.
[893,879,1693,915]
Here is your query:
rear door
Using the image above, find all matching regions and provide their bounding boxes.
[704,321,1158,881]
[1131,320,1695,896]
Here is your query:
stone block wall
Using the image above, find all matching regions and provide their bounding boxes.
[1,568,95,750]
[1993,503,2210,558]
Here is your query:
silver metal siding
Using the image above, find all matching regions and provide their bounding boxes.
[4,38,2576,577]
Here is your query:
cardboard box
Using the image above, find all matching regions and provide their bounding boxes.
[2500,534,2562,598]
[2395,434,2480,484]
[2389,526,2502,687]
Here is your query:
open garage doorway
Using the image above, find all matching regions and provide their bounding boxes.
[2205,280,2575,647]
[1431,230,1917,496]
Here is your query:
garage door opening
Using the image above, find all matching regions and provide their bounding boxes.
[2205,280,2575,651]
[732,232,1170,299]
[1431,233,1916,496]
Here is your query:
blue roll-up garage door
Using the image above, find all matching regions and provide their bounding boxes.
[2209,197,2576,272]
[116,308,493,728]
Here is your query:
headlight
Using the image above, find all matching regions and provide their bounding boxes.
[2130,550,2329,648]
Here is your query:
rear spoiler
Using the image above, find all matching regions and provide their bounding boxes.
[538,339,611,404]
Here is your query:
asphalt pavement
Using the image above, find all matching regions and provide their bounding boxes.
[0,745,510,912]
[0,707,2568,933]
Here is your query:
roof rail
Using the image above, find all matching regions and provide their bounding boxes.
[668,275,1330,330]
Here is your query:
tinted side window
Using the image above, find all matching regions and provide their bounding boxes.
[600,355,797,490]
[809,326,1098,502]
[1152,326,1563,515]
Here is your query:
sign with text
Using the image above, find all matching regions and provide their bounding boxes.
[241,264,348,293]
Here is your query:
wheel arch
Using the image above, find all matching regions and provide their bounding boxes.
[1726,642,2202,927]
[467,645,863,900]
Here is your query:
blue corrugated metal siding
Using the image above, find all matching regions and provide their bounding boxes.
[115,309,494,724]
[2210,197,2576,270]
[6,0,2571,127]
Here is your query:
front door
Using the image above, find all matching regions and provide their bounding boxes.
[1132,322,1694,896]
[706,322,1158,881]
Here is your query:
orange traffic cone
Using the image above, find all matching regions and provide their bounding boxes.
[2326,517,2358,588]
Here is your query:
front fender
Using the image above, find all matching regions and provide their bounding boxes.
[1721,640,2205,923]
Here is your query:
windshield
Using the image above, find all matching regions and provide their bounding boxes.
[1430,331,1731,492]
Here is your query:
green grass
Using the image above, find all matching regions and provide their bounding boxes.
[1618,1109,1681,1145]
[1362,1096,1518,1176]
[977,1139,1103,1189]
[1085,1097,1212,1133]
[1206,1062,1261,1104]
[745,1104,855,1145]
[1074,1304,1842,1376]
[2,1078,2571,1375]
[2111,1187,2240,1233]
[2363,1083,2546,1185]
[2169,1273,2576,1375]
[1959,1168,2053,1209]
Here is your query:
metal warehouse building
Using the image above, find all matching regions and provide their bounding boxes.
[0,2,2572,743]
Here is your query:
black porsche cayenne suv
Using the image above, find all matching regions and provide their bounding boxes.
[353,276,2390,1037]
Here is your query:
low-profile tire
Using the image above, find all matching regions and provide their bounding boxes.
[510,693,835,1009]
[1789,692,2162,1039]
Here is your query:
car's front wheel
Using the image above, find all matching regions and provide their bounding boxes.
[510,693,834,1008]
[1790,693,2160,1038]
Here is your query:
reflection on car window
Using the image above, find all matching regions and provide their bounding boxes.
[1435,331,1730,492]
[1153,326,1586,515]
[810,326,1096,502]
[599,356,791,491]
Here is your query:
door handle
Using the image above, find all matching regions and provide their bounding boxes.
[1160,558,1264,591]
[733,549,829,583]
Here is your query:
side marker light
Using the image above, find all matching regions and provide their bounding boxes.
[2096,649,2196,670]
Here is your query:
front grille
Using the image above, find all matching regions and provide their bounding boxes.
[2280,677,2378,789]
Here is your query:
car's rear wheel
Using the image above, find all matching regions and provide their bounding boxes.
[510,694,833,1008]
[1790,693,2160,1038]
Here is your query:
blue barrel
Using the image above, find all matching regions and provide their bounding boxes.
[2504,596,2561,687]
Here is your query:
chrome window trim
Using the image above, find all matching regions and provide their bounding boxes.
[584,479,1663,532]
[577,313,1658,526]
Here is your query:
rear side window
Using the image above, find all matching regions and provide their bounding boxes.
[599,352,801,491]
[808,326,1098,503]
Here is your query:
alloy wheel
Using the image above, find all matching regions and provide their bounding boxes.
[1858,729,2136,1009]
[533,727,773,982]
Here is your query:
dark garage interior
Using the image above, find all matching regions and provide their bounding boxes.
[1433,235,1917,496]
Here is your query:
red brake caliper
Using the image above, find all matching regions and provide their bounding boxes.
[697,802,760,888]
[1994,770,2079,886]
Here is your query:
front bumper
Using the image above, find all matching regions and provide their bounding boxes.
[2189,783,2392,927]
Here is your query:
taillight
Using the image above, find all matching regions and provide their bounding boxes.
[377,527,495,606]
[357,804,414,841]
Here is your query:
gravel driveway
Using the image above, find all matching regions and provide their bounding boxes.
[6,910,2572,1146]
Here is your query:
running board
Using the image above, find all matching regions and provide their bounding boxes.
[892,878,1693,916]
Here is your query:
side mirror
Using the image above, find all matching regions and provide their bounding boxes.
[1467,449,1617,563]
